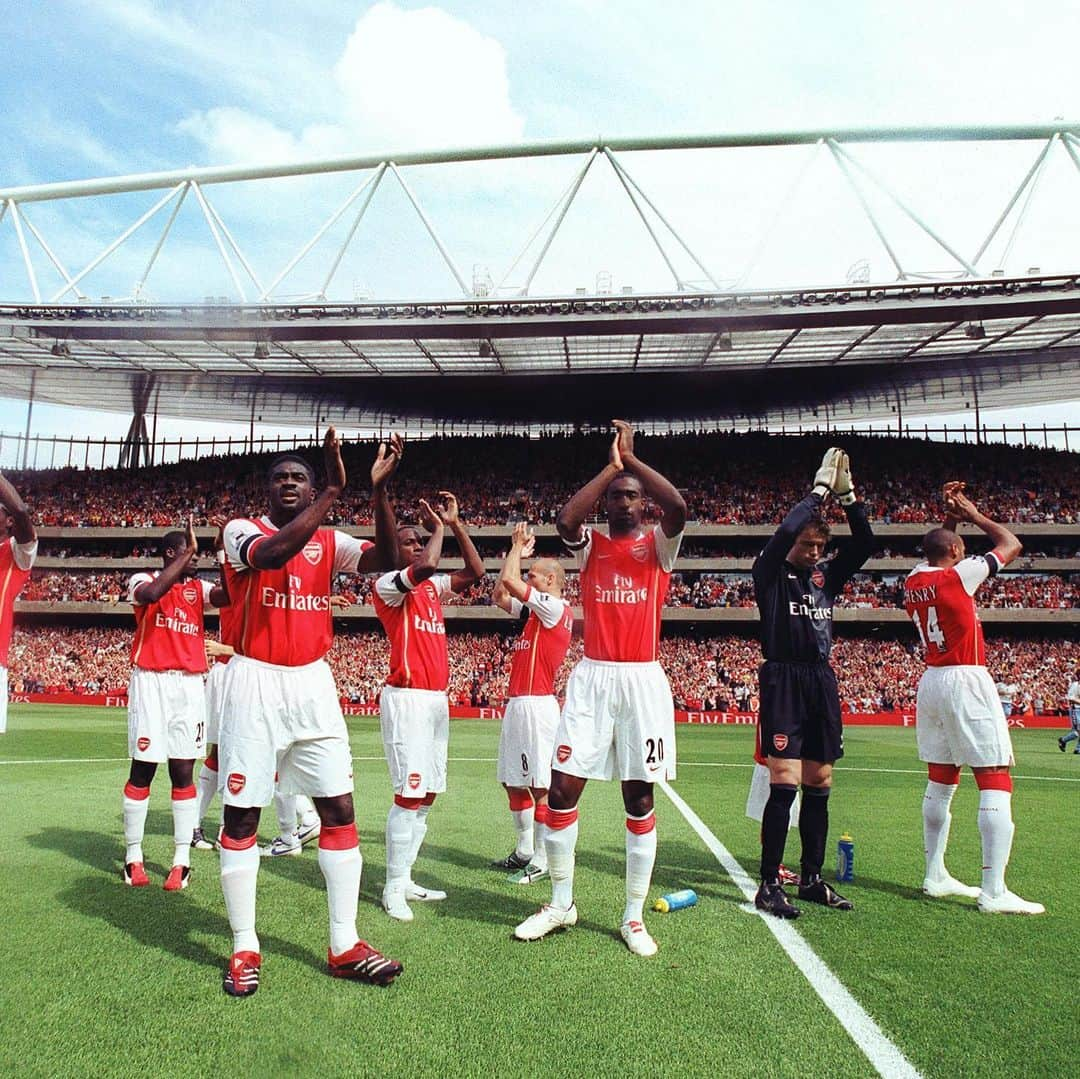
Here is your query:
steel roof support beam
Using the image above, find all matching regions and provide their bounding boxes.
[828,139,978,276]
[7,203,41,303]
[971,134,1057,267]
[603,148,684,290]
[263,165,384,301]
[520,148,599,296]
[48,183,185,303]
[826,141,907,280]
[603,147,719,290]
[320,163,387,299]
[201,194,264,298]
[496,164,586,294]
[135,182,190,301]
[14,206,83,300]
[388,163,469,297]
[190,181,247,302]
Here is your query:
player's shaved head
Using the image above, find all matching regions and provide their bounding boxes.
[533,557,565,587]
[923,527,959,561]
[605,470,642,496]
[161,529,187,553]
[267,454,314,482]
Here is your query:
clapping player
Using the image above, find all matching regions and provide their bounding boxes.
[751,448,874,919]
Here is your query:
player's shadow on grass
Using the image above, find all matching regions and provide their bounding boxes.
[29,826,325,974]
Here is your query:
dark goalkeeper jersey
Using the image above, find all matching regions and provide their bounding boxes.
[752,493,875,663]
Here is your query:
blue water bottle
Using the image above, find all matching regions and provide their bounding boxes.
[653,888,698,913]
[836,833,854,883]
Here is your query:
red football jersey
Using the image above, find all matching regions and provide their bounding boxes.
[903,555,999,667]
[129,574,212,673]
[0,538,35,667]
[372,568,451,691]
[507,587,573,698]
[575,526,681,663]
[223,518,372,667]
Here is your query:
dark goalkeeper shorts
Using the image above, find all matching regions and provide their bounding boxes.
[758,660,843,763]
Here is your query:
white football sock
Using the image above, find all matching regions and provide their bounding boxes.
[922,781,958,880]
[274,791,297,837]
[624,814,657,924]
[385,803,416,892]
[407,805,432,877]
[511,806,535,860]
[296,794,319,829]
[978,788,1015,898]
[531,809,548,871]
[318,842,362,955]
[122,783,150,864]
[195,761,218,826]
[220,840,260,954]
[171,787,198,868]
[545,816,578,910]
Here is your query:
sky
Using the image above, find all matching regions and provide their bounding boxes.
[2,0,1080,456]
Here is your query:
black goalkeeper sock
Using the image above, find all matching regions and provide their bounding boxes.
[799,784,831,882]
[760,783,798,882]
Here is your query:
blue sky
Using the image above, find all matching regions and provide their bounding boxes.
[2,0,1080,449]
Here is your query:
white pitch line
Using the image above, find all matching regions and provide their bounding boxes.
[675,761,1080,784]
[659,778,922,1079]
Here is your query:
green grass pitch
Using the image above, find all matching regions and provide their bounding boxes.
[1,704,1075,1078]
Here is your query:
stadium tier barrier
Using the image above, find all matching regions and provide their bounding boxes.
[9,692,1069,729]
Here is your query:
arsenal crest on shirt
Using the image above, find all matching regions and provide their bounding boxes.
[182,583,199,605]
[630,541,649,562]
[811,568,825,588]
[302,541,323,565]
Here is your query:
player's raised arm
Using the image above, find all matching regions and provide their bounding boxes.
[133,518,199,605]
[752,447,842,587]
[556,429,624,545]
[406,499,446,584]
[250,427,345,570]
[207,512,230,608]
[612,419,686,537]
[439,491,484,593]
[0,471,35,545]
[362,431,404,573]
[824,450,875,592]
[949,486,1022,569]
[940,480,965,533]
[497,522,536,605]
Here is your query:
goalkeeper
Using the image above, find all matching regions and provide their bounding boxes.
[750,447,875,919]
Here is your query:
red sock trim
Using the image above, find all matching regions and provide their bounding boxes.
[171,784,197,801]
[219,832,258,851]
[421,792,436,807]
[318,822,359,850]
[534,803,550,825]
[975,771,1013,792]
[394,794,423,810]
[626,812,656,835]
[547,806,578,831]
[507,789,533,812]
[928,763,961,785]
[123,782,150,801]
[203,754,218,771]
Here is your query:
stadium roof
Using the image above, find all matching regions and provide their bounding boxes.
[3,273,1080,426]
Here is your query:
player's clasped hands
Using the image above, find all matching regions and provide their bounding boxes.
[371,432,405,489]
[511,520,536,557]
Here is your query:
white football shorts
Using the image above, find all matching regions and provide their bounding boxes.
[554,657,676,782]
[127,667,208,763]
[916,665,1015,768]
[497,695,560,788]
[379,684,449,797]
[217,655,352,807]
[0,666,8,734]
[204,660,228,745]
[744,760,800,827]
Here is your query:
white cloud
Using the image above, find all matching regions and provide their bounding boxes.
[175,3,524,166]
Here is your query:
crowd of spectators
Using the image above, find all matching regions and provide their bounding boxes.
[12,431,1080,528]
[9,626,1077,716]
